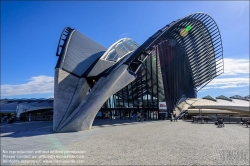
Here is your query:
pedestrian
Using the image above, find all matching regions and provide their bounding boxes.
[137,111,141,121]
[173,113,177,122]
[144,113,147,121]
[133,113,136,120]
[28,114,31,122]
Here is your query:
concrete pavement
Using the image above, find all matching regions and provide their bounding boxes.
[1,119,249,165]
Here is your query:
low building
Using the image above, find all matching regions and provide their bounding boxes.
[174,95,250,119]
[0,98,53,122]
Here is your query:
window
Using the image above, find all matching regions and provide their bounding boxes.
[125,40,139,49]
[116,43,129,53]
[106,49,118,61]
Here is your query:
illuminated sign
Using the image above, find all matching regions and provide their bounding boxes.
[159,102,167,110]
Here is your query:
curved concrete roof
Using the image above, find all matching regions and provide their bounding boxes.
[187,109,239,114]
[190,98,249,112]
[183,97,250,114]
[55,28,107,77]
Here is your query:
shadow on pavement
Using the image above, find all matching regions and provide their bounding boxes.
[0,119,162,138]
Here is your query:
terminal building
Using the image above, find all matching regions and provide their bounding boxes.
[1,95,249,123]
[53,12,226,132]
[1,13,249,131]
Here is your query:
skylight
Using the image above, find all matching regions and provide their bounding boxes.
[202,95,217,102]
[216,95,232,101]
[230,95,249,101]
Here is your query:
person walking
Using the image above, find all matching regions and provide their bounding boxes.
[137,111,141,122]
[133,113,137,119]
[170,113,173,122]
[173,113,177,122]
[28,114,31,122]
[144,112,147,121]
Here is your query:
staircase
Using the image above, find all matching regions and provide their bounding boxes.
[176,110,188,120]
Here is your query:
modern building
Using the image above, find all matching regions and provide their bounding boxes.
[0,98,53,122]
[53,12,225,132]
[174,95,250,119]
[1,94,249,123]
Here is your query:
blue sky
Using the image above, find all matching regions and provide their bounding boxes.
[1,1,249,99]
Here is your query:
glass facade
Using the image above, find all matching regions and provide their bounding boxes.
[97,14,224,121]
[100,48,166,120]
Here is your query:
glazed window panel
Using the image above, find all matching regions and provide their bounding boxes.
[116,43,129,53]
[106,49,118,61]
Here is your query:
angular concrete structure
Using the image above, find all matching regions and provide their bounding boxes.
[54,13,224,132]
[54,28,138,132]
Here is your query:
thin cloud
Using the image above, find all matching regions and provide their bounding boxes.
[198,57,249,91]
[1,75,54,97]
[225,88,249,95]
[202,77,249,90]
[223,58,249,75]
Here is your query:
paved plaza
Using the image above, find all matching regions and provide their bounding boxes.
[1,120,249,165]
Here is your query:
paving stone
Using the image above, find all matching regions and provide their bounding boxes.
[1,120,249,165]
